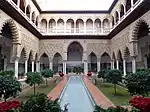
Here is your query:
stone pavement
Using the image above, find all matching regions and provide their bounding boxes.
[83,76,114,109]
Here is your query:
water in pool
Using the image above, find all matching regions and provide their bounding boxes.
[60,76,94,112]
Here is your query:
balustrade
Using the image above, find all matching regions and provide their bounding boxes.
[5,0,143,36]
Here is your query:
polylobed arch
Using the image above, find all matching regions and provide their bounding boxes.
[28,50,34,61]
[120,4,125,18]
[126,0,131,12]
[53,52,63,73]
[123,46,130,59]
[101,52,111,70]
[117,50,123,61]
[112,52,116,60]
[40,53,49,70]
[67,41,83,61]
[26,5,31,19]
[132,20,149,40]
[20,47,27,60]
[1,19,20,44]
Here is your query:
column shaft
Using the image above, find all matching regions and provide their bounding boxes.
[97,61,101,72]
[32,61,34,72]
[63,62,66,74]
[116,60,119,70]
[132,57,136,73]
[36,61,39,72]
[123,59,126,76]
[15,59,19,79]
[25,60,28,74]
[84,61,88,74]
[49,61,53,70]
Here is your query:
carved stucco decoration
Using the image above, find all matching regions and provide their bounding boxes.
[1,19,20,44]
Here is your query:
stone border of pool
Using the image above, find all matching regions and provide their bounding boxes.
[48,76,68,100]
[83,76,114,109]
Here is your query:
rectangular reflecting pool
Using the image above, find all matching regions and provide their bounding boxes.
[59,76,95,112]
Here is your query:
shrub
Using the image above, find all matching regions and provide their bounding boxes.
[0,70,14,77]
[25,72,44,96]
[105,69,122,94]
[41,69,53,86]
[129,96,150,112]
[98,69,108,79]
[125,71,150,96]
[0,76,22,101]
[21,93,61,112]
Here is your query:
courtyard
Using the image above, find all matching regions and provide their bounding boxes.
[0,0,150,111]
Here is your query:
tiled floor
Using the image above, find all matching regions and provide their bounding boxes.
[47,76,68,100]
[83,76,114,109]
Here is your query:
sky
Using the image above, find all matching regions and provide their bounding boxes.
[36,0,114,11]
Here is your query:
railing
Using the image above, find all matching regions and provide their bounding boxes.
[41,28,110,35]
[5,0,144,36]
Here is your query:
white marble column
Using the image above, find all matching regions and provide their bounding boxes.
[63,61,66,74]
[93,22,95,33]
[132,56,136,73]
[15,59,19,79]
[25,60,28,74]
[36,61,39,72]
[32,61,34,72]
[116,60,119,70]
[97,60,101,72]
[111,60,115,70]
[84,61,88,75]
[84,22,86,34]
[74,23,76,33]
[46,21,49,33]
[38,62,40,72]
[123,59,126,76]
[49,61,53,70]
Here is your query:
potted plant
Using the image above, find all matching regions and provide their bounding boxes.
[59,71,64,77]
[87,71,92,77]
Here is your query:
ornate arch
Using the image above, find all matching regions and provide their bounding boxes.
[117,49,123,60]
[1,19,20,44]
[39,51,50,61]
[112,52,116,60]
[20,47,27,59]
[123,46,130,59]
[132,19,149,40]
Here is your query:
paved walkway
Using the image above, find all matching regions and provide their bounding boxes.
[83,76,114,109]
[48,76,68,100]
